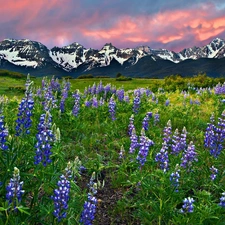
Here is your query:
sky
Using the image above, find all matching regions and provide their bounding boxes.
[0,0,225,52]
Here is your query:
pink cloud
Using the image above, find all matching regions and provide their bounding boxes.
[0,1,225,51]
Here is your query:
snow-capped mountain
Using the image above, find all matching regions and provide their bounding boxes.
[0,37,225,77]
[0,39,54,68]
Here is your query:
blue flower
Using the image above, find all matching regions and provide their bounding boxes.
[0,113,8,151]
[136,129,154,167]
[180,141,198,169]
[72,90,81,117]
[142,112,152,131]
[34,111,54,166]
[52,174,71,222]
[219,192,225,207]
[108,96,116,120]
[80,172,98,225]
[129,128,139,154]
[15,75,34,136]
[155,141,169,172]
[210,166,218,181]
[6,167,25,210]
[180,197,195,213]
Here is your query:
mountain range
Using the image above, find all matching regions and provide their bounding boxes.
[0,38,225,78]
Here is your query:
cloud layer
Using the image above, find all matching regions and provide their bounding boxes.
[1,0,225,51]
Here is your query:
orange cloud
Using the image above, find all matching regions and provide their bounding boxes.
[0,1,225,51]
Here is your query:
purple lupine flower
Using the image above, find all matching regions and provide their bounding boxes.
[204,112,225,158]
[108,96,116,120]
[60,81,70,113]
[99,97,104,106]
[97,80,104,94]
[219,192,225,207]
[124,95,130,103]
[136,128,154,167]
[51,163,71,222]
[145,88,152,97]
[85,100,92,107]
[142,112,152,131]
[72,90,80,117]
[155,141,169,172]
[128,114,135,136]
[154,112,160,125]
[91,83,97,95]
[116,88,124,102]
[170,166,180,192]
[50,76,61,92]
[80,172,98,225]
[163,120,172,144]
[129,128,139,154]
[92,97,98,108]
[165,99,170,106]
[16,75,34,136]
[180,197,195,213]
[180,141,198,169]
[210,166,218,181]
[171,128,182,155]
[0,112,8,151]
[6,167,25,209]
[133,93,141,114]
[43,85,57,111]
[34,111,54,166]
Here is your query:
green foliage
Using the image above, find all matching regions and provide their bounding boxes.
[116,76,132,81]
[0,75,225,224]
[0,69,26,79]
[77,74,94,79]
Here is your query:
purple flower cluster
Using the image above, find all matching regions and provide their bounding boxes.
[180,141,198,169]
[171,127,187,155]
[116,88,124,102]
[60,79,71,113]
[133,92,141,114]
[163,120,172,143]
[51,173,71,222]
[129,128,139,154]
[16,76,34,136]
[34,111,54,166]
[210,166,218,181]
[0,112,8,151]
[214,82,225,95]
[128,114,135,136]
[204,112,225,158]
[136,129,154,167]
[6,167,25,209]
[72,90,81,117]
[219,192,225,207]
[155,141,169,172]
[170,167,180,192]
[142,112,152,131]
[80,172,98,225]
[108,96,116,120]
[180,197,195,213]
[154,112,160,125]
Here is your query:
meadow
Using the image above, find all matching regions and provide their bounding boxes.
[0,74,225,224]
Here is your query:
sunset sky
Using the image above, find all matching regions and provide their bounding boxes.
[1,0,225,51]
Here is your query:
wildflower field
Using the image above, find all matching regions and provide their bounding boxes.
[1,74,225,224]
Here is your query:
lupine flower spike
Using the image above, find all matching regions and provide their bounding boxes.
[180,197,195,213]
[51,162,72,222]
[34,111,55,166]
[80,172,98,225]
[136,128,154,167]
[6,167,25,210]
[0,108,8,151]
